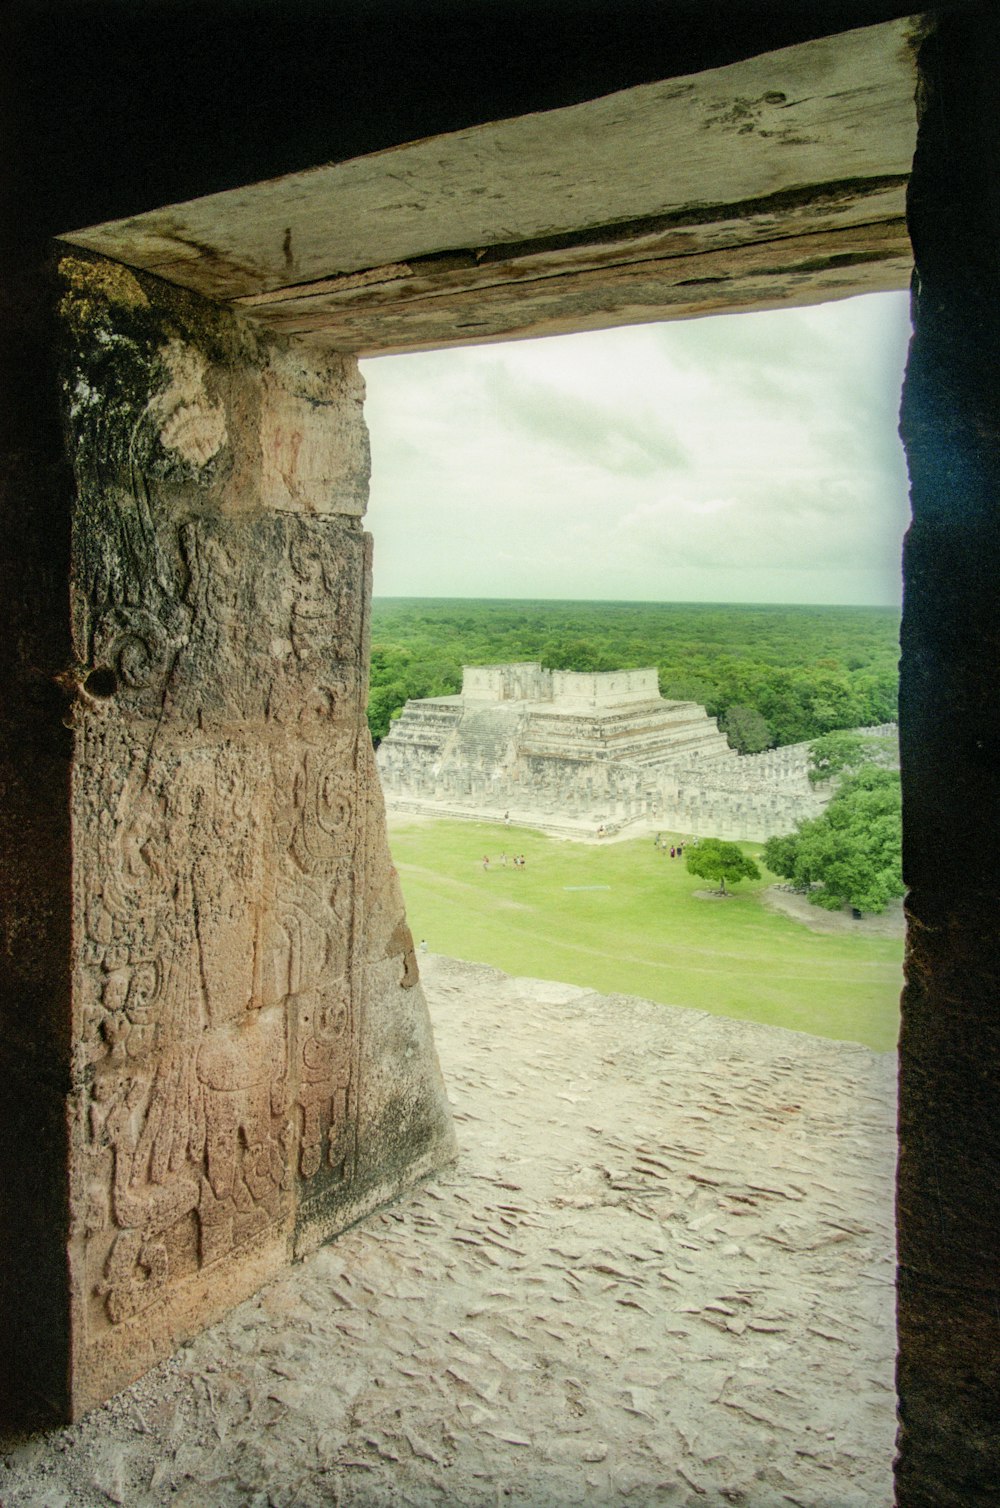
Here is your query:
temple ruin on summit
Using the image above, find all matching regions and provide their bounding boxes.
[377,664,841,842]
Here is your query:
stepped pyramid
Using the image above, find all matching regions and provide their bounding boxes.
[377,663,746,834]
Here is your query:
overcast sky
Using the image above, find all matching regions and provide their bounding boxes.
[361,290,912,606]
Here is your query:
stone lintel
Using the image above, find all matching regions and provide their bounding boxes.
[58,19,922,355]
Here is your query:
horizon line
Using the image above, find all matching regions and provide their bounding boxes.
[370,594,902,610]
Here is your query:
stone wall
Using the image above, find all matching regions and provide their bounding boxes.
[549,668,660,709]
[895,11,1000,1504]
[0,250,455,1423]
[461,663,551,702]
[658,740,829,843]
[460,664,662,709]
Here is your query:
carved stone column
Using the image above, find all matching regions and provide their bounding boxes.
[1,249,454,1424]
[896,8,1000,1503]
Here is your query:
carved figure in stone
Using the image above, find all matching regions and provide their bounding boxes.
[97,962,160,1065]
[176,523,260,725]
[195,1008,289,1265]
[92,1070,201,1324]
[297,979,356,1181]
[69,323,371,1323]
[190,743,264,1027]
[258,863,350,1007]
[288,526,359,667]
[256,858,359,1187]
[288,745,356,877]
[81,737,302,1320]
[262,520,364,728]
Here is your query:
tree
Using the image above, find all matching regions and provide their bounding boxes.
[807,730,868,784]
[540,638,615,672]
[719,703,772,754]
[367,679,410,744]
[763,766,903,914]
[854,668,898,725]
[805,670,864,734]
[807,729,899,784]
[659,673,717,709]
[685,838,761,895]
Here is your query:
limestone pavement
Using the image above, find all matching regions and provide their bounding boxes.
[1,956,896,1507]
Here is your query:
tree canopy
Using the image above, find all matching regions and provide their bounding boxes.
[763,766,903,914]
[807,730,869,783]
[685,838,761,895]
[367,598,900,747]
[807,728,897,784]
[719,703,772,754]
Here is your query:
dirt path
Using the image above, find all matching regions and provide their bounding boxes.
[761,886,905,939]
[1,958,897,1507]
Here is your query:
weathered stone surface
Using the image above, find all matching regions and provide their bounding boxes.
[0,249,454,1423]
[895,9,1000,1504]
[0,955,898,1507]
[258,344,369,516]
[59,20,921,353]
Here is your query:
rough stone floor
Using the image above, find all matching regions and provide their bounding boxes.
[1,956,897,1508]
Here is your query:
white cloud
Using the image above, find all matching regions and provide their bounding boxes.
[361,291,912,605]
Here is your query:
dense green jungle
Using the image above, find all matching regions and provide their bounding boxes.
[367,598,900,749]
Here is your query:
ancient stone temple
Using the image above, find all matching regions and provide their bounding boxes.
[4,6,1000,1502]
[378,663,833,841]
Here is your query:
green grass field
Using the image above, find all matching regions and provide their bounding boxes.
[388,818,902,1052]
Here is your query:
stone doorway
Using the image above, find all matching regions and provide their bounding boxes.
[3,8,999,1502]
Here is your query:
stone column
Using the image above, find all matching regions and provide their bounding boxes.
[0,249,454,1425]
[896,9,1000,1504]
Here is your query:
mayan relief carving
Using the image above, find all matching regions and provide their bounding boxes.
[258,344,370,517]
[168,513,367,729]
[55,252,453,1408]
[78,728,290,1328]
[257,855,358,1187]
[76,658,367,1330]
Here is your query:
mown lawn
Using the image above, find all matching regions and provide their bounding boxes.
[387,818,902,1052]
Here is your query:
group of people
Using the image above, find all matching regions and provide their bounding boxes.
[654,833,691,859]
[482,852,527,870]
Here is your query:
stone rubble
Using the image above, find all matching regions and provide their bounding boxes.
[0,955,897,1507]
